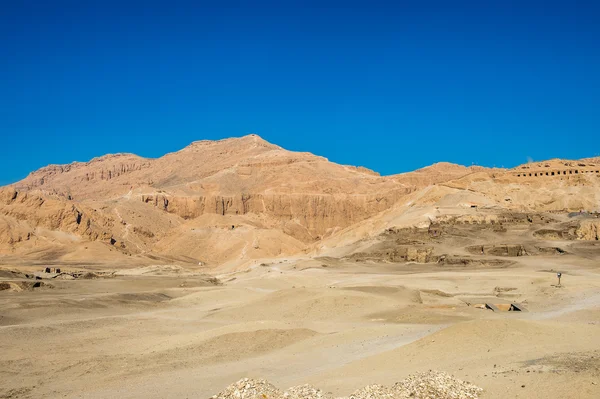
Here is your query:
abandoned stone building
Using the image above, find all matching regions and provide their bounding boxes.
[514,168,600,178]
[511,160,600,179]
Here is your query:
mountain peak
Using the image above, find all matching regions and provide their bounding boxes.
[186,134,280,150]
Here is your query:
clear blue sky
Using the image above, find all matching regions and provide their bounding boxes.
[1,1,599,186]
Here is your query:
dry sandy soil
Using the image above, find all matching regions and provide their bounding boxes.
[1,249,599,398]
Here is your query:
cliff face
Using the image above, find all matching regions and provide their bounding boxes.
[2,135,431,265]
[140,189,412,239]
[15,154,151,197]
[0,189,115,243]
[13,134,597,268]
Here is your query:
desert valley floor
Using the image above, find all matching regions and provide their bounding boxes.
[1,238,599,398]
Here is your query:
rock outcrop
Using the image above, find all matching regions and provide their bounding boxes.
[140,191,410,240]
[576,220,600,240]
[0,189,115,242]
[2,134,599,267]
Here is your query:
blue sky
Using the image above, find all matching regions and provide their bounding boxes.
[1,1,599,185]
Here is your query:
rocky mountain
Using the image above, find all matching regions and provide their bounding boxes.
[1,134,599,269]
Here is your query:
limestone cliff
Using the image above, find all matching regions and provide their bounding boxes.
[0,188,119,255]
[1,135,422,264]
[4,134,598,268]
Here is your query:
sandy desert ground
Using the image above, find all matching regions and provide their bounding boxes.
[1,248,599,399]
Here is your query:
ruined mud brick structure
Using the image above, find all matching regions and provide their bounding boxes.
[511,160,600,179]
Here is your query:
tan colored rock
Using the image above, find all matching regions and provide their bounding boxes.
[283,384,332,399]
[392,370,483,399]
[576,220,600,240]
[214,378,281,399]
[2,134,599,268]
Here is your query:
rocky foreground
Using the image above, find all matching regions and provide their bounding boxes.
[213,371,483,399]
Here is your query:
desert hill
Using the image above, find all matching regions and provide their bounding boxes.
[1,134,599,269]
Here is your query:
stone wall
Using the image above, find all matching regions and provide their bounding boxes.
[515,169,600,178]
